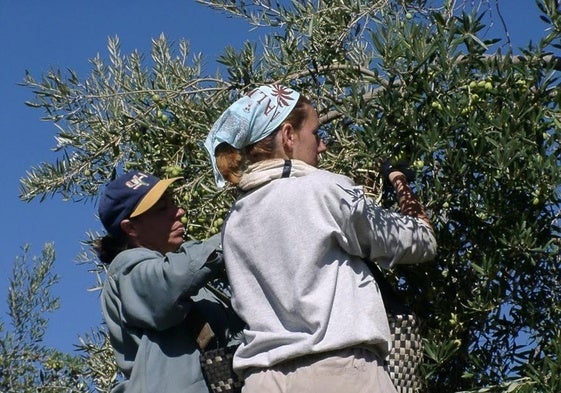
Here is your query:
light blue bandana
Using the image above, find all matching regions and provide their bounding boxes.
[204,85,301,188]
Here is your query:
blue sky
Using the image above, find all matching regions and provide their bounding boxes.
[0,1,550,354]
[0,0,257,353]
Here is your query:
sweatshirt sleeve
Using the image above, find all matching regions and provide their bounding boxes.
[110,235,223,330]
[331,179,437,269]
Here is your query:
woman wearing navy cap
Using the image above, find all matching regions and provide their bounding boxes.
[94,170,243,393]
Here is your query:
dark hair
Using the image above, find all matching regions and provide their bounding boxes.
[92,235,129,264]
[215,94,312,185]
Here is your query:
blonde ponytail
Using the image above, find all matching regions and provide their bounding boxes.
[215,143,244,185]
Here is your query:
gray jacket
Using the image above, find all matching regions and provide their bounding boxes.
[101,235,243,393]
[223,159,437,373]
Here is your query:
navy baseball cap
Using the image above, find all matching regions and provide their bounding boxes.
[98,171,181,238]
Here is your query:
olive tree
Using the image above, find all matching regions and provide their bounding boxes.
[18,0,561,392]
[0,244,91,392]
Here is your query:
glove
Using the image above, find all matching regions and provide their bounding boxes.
[381,159,416,187]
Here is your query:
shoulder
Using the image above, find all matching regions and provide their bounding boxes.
[107,247,161,275]
[310,168,354,185]
[295,169,359,201]
[289,160,355,187]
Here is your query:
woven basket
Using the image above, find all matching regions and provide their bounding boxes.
[199,269,423,393]
[199,316,423,393]
[386,313,423,393]
[200,345,243,393]
[366,262,424,393]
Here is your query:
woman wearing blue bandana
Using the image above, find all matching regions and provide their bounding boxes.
[94,171,244,393]
[205,85,437,393]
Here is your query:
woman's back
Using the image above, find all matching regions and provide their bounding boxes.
[223,160,417,372]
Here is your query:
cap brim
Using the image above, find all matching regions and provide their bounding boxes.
[129,177,182,218]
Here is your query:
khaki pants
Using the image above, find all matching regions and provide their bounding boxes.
[242,347,398,393]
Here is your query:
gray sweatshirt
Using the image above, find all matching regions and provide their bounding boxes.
[222,159,437,373]
[101,235,243,393]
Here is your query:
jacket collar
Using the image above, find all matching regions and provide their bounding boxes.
[238,159,317,191]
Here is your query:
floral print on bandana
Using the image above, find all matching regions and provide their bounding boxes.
[204,85,301,188]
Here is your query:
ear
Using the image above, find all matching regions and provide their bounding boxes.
[279,122,295,155]
[120,219,137,238]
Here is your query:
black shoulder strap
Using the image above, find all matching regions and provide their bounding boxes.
[281,159,292,178]
[205,283,232,307]
[365,261,411,315]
